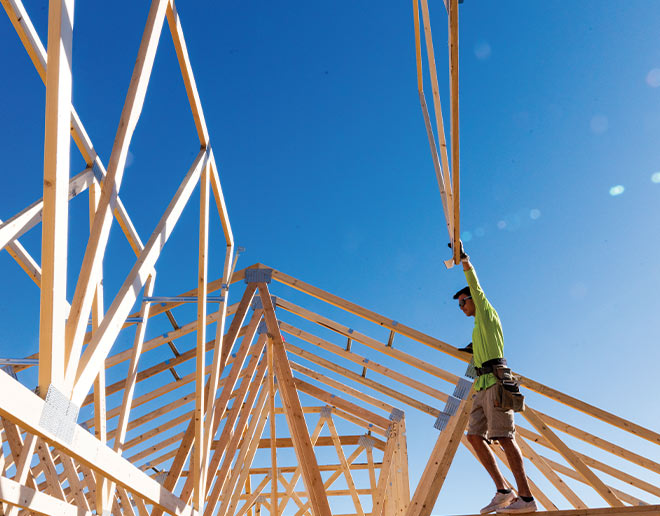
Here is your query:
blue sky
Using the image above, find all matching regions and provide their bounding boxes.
[1,1,660,514]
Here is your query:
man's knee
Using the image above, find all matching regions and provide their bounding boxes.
[467,433,487,447]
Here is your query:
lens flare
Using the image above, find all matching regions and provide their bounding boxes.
[530,209,541,220]
[651,172,660,183]
[646,68,660,88]
[609,185,625,196]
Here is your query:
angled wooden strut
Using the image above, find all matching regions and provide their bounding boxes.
[405,387,474,516]
[257,280,332,516]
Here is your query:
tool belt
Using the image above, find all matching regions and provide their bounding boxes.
[477,357,525,412]
[474,357,507,377]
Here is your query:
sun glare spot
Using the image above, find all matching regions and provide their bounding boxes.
[530,209,541,220]
[462,231,473,242]
[646,68,660,88]
[609,185,625,196]
[651,172,660,183]
[590,115,608,134]
[474,41,491,60]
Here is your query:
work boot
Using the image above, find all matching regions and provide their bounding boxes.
[480,491,516,514]
[496,497,538,513]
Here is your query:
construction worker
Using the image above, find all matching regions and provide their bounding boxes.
[454,245,537,514]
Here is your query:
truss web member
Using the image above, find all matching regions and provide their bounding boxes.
[454,246,537,514]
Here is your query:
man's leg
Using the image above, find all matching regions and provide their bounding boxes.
[466,434,508,490]
[498,437,532,498]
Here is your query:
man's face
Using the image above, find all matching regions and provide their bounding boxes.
[458,293,475,317]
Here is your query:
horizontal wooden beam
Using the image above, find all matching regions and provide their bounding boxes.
[0,474,93,516]
[459,506,660,516]
[0,370,193,516]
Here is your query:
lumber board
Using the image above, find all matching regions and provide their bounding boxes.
[258,284,332,516]
[38,0,75,394]
[64,0,170,391]
[0,370,193,516]
[0,474,93,516]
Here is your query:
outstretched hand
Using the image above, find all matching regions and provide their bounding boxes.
[448,240,471,269]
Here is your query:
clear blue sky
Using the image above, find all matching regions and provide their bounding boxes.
[1,1,659,514]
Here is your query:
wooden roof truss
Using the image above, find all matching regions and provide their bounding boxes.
[1,0,659,515]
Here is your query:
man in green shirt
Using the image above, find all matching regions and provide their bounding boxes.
[455,248,536,514]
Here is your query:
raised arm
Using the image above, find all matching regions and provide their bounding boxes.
[459,245,492,318]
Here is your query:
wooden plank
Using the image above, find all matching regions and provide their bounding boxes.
[418,0,453,227]
[193,160,210,511]
[208,151,234,247]
[64,0,170,389]
[166,1,209,146]
[38,0,75,394]
[202,282,257,469]
[397,418,411,509]
[5,432,38,516]
[534,409,660,475]
[515,434,586,509]
[293,378,391,430]
[276,417,326,513]
[59,454,91,511]
[372,422,398,516]
[0,168,94,251]
[277,297,459,385]
[405,391,473,516]
[522,407,623,507]
[291,360,394,414]
[516,427,660,499]
[114,275,156,455]
[458,506,660,516]
[2,0,147,261]
[288,343,428,415]
[205,357,269,513]
[2,419,39,491]
[202,244,234,462]
[270,267,463,359]
[216,381,270,516]
[175,312,264,503]
[0,474,94,516]
[71,149,209,405]
[412,0,452,240]
[448,0,460,263]
[201,350,267,500]
[267,339,278,514]
[235,474,271,516]
[104,275,156,510]
[258,284,332,516]
[326,416,364,516]
[0,369,193,516]
[272,266,660,446]
[34,438,67,501]
[282,322,445,414]
[292,446,366,516]
[3,231,42,287]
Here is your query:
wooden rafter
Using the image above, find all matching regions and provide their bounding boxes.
[2,0,659,513]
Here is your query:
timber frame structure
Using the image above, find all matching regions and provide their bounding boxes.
[1,0,659,515]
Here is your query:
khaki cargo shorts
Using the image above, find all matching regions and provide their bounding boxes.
[467,384,515,440]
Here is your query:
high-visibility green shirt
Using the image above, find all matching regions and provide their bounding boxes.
[465,267,504,391]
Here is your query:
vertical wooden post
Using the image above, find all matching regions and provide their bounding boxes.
[194,160,210,512]
[258,284,331,516]
[38,0,75,395]
[267,338,278,514]
[89,176,110,515]
[448,0,460,263]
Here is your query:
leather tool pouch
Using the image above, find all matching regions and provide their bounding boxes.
[493,366,525,412]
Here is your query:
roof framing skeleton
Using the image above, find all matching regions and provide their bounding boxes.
[1,0,659,515]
